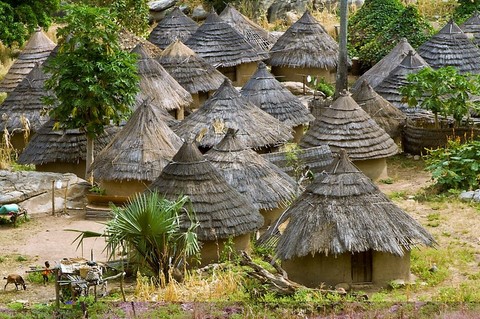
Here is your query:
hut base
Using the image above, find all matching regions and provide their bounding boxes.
[271,66,335,84]
[37,161,86,178]
[199,233,251,266]
[99,179,149,197]
[259,206,287,235]
[292,125,305,143]
[353,158,388,181]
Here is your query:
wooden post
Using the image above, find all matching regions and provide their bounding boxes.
[63,180,69,215]
[51,180,55,216]
[55,268,60,309]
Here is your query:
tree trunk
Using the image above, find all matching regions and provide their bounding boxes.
[85,136,94,184]
[335,0,349,98]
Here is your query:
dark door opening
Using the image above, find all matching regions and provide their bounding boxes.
[351,250,372,283]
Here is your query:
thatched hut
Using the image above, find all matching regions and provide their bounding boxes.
[184,12,267,86]
[460,11,480,47]
[240,62,315,142]
[132,44,192,119]
[219,4,275,52]
[17,120,121,177]
[205,129,297,231]
[299,91,398,180]
[119,29,163,57]
[174,79,292,152]
[417,20,480,74]
[148,141,263,265]
[0,63,52,150]
[157,40,226,110]
[268,10,340,83]
[352,80,406,144]
[90,100,183,197]
[271,150,435,288]
[0,28,56,93]
[148,7,198,49]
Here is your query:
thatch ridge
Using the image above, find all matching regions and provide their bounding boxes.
[275,150,436,260]
[148,141,263,241]
[240,62,314,127]
[148,7,198,49]
[174,79,293,149]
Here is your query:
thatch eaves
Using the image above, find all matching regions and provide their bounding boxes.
[157,40,226,94]
[132,44,192,111]
[184,12,267,68]
[240,62,314,127]
[148,7,198,49]
[173,79,293,150]
[205,129,297,210]
[0,28,56,93]
[91,100,182,182]
[275,150,436,260]
[460,11,480,47]
[299,91,398,160]
[148,141,263,241]
[268,10,340,69]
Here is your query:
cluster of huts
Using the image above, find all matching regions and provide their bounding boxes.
[7,5,471,289]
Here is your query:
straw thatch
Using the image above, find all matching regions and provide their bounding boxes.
[132,93,179,128]
[352,80,406,139]
[132,44,192,111]
[240,62,315,127]
[148,141,263,241]
[300,91,398,160]
[350,38,426,92]
[174,79,293,150]
[274,150,435,260]
[119,29,163,57]
[205,128,297,210]
[460,11,480,47]
[219,4,274,52]
[148,7,198,49]
[0,63,52,132]
[91,99,182,182]
[184,12,266,68]
[417,20,480,74]
[17,120,121,165]
[156,40,226,94]
[268,10,340,69]
[0,28,56,93]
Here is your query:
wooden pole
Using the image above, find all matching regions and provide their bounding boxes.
[335,0,349,98]
[51,180,55,216]
[55,268,60,309]
[63,180,69,215]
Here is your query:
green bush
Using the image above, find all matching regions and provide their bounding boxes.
[454,0,480,23]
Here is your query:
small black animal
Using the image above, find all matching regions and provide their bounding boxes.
[4,274,27,290]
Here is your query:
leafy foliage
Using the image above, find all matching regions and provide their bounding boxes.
[454,0,480,23]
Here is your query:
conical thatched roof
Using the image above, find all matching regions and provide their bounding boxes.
[132,44,192,111]
[184,12,267,68]
[352,80,406,139]
[417,20,480,74]
[240,62,314,127]
[275,150,435,260]
[268,10,340,69]
[17,120,121,165]
[148,141,263,241]
[461,11,480,47]
[157,40,226,94]
[0,63,52,132]
[219,4,274,52]
[91,100,182,182]
[350,38,426,92]
[174,79,293,150]
[205,129,297,210]
[132,93,179,128]
[119,29,163,57]
[299,91,398,160]
[374,50,430,111]
[0,28,56,93]
[148,7,198,49]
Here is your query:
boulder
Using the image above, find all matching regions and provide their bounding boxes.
[473,189,480,202]
[192,5,208,21]
[459,190,475,202]
[281,81,315,96]
[148,0,177,12]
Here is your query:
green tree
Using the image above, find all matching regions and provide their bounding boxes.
[454,0,480,23]
[43,5,139,180]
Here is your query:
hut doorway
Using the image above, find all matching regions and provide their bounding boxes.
[218,66,237,83]
[351,250,372,283]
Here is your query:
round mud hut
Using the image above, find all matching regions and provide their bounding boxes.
[148,7,198,49]
[460,11,480,47]
[299,91,398,180]
[148,141,263,265]
[272,150,436,289]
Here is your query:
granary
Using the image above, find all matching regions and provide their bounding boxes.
[157,40,226,110]
[299,91,398,180]
[184,12,267,86]
[174,79,292,152]
[267,10,341,83]
[240,62,315,142]
[0,63,52,150]
[148,140,263,265]
[90,99,183,197]
[219,4,275,52]
[352,80,407,145]
[350,38,425,92]
[205,129,297,232]
[417,19,480,74]
[460,11,480,47]
[0,28,56,94]
[132,44,192,119]
[148,7,198,49]
[269,150,435,289]
[17,120,121,177]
